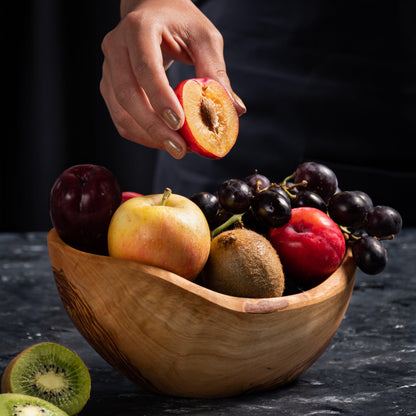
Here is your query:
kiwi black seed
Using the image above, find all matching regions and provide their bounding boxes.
[1,343,90,416]
[202,228,285,298]
[0,393,69,416]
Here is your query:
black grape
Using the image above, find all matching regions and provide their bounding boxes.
[352,235,387,275]
[218,179,253,214]
[251,190,292,228]
[190,192,220,226]
[267,185,291,204]
[327,191,369,227]
[365,206,403,237]
[295,162,338,201]
[291,190,327,212]
[244,172,271,194]
[353,190,373,212]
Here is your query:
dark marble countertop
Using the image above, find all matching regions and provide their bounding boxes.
[1,230,415,415]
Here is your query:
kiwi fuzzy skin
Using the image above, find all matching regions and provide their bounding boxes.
[1,356,16,393]
[202,229,285,298]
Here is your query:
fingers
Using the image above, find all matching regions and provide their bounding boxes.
[123,17,185,129]
[191,28,247,116]
[100,57,187,159]
[100,1,246,159]
[101,24,187,158]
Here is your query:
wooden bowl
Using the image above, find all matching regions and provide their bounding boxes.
[47,228,357,398]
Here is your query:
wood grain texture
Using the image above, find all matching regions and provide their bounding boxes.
[47,228,357,398]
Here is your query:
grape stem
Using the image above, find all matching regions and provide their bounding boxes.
[211,213,244,239]
[282,171,296,186]
[339,225,361,242]
[265,178,308,200]
[340,225,397,245]
[269,182,296,199]
[379,234,396,240]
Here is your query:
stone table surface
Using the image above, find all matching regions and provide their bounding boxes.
[0,230,415,416]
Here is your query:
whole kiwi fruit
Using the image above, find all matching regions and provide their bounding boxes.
[202,228,285,298]
[1,342,91,416]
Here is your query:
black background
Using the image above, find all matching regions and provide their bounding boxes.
[3,2,158,232]
[3,1,416,231]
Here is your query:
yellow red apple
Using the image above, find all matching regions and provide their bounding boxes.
[107,189,211,281]
[174,78,239,159]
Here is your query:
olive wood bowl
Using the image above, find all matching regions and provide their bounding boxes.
[47,228,357,398]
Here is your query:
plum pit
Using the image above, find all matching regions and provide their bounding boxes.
[200,95,220,134]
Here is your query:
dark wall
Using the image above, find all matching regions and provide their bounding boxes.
[3,2,415,231]
[2,2,158,232]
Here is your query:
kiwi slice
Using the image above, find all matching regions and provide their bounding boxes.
[1,343,90,416]
[0,393,68,416]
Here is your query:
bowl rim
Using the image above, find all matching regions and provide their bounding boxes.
[47,228,357,315]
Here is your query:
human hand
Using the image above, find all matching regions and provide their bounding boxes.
[100,0,246,159]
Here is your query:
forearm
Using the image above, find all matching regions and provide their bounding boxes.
[120,0,194,18]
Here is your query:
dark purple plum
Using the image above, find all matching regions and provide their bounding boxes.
[49,164,122,254]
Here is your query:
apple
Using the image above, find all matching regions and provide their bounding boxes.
[122,191,143,203]
[269,207,346,288]
[107,188,211,281]
[174,78,239,159]
[50,164,122,255]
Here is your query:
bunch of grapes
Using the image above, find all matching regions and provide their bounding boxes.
[190,161,402,275]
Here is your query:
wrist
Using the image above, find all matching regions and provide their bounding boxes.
[120,0,143,18]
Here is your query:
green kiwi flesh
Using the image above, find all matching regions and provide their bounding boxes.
[202,229,285,298]
[1,343,90,416]
[0,393,69,416]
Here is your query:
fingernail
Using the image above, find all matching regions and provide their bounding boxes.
[162,109,181,130]
[232,93,247,115]
[164,139,185,159]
